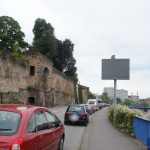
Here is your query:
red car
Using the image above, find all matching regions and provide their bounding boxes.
[0,104,65,150]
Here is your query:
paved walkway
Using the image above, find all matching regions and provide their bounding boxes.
[80,107,147,150]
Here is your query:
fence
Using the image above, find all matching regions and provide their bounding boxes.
[133,116,150,147]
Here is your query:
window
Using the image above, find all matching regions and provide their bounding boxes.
[89,101,95,104]
[35,111,48,131]
[68,106,85,112]
[0,111,21,135]
[44,111,57,128]
[30,66,35,76]
[27,113,36,133]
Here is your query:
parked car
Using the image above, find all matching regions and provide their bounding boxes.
[0,104,65,150]
[97,99,103,109]
[87,99,99,111]
[84,104,93,115]
[64,104,89,126]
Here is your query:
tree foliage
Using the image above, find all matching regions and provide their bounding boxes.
[0,16,28,52]
[116,98,122,104]
[32,18,57,59]
[53,39,77,77]
[123,99,134,106]
[88,91,96,99]
[101,92,111,104]
[32,18,77,78]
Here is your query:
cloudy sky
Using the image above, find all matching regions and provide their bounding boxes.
[1,0,150,99]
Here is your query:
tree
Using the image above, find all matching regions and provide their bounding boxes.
[53,39,77,77]
[116,98,122,104]
[32,18,57,59]
[88,91,96,99]
[0,16,28,52]
[123,99,132,106]
[101,92,111,104]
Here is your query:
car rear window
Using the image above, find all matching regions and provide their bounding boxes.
[89,101,95,104]
[68,106,85,112]
[0,111,21,135]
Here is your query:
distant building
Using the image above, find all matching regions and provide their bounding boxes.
[128,95,140,103]
[103,87,128,101]
[140,98,150,105]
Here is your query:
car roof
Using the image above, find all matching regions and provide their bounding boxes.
[88,99,97,101]
[0,104,47,113]
[69,104,85,107]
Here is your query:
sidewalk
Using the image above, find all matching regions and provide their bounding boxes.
[80,107,147,150]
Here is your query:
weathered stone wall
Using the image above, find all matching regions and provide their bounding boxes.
[0,52,90,107]
[25,51,75,106]
[0,56,28,92]
[52,68,74,106]
[0,52,75,107]
[79,85,89,103]
[25,52,53,91]
[82,87,89,103]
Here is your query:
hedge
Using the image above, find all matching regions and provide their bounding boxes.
[108,105,143,135]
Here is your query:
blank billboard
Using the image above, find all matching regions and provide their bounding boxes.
[102,59,130,80]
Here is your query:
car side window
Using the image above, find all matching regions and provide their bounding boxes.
[35,111,48,131]
[27,113,36,133]
[44,111,57,128]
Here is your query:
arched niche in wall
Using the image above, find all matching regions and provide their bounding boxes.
[42,67,49,90]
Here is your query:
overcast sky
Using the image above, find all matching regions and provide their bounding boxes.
[1,0,150,99]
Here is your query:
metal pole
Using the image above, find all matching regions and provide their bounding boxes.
[113,78,117,125]
[114,78,117,105]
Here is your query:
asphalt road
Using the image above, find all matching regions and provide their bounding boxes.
[50,106,86,150]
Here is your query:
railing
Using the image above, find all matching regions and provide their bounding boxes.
[130,106,150,112]
[133,116,150,147]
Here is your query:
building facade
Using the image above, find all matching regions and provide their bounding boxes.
[128,95,140,103]
[103,87,128,101]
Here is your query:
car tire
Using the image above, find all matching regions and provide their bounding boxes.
[58,138,64,150]
[84,120,88,126]
[87,118,89,123]
[64,121,68,125]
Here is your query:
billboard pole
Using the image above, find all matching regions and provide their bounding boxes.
[113,77,117,125]
[114,78,117,105]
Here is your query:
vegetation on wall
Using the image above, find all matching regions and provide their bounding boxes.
[72,73,79,104]
[78,85,83,104]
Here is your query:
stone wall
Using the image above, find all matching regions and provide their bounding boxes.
[81,86,89,103]
[0,56,28,92]
[0,52,75,107]
[25,51,75,106]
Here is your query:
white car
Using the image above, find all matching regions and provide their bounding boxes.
[87,99,99,111]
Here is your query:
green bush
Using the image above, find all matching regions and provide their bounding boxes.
[108,105,143,135]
